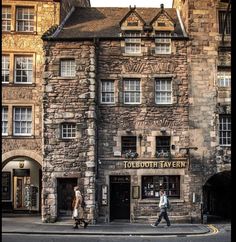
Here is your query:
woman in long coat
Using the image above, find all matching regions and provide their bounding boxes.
[72,186,88,229]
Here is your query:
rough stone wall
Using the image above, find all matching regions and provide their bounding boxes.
[96,39,191,222]
[2,0,60,157]
[42,41,96,222]
[173,0,231,221]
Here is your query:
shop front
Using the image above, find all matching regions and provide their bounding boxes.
[2,157,42,213]
[98,159,190,223]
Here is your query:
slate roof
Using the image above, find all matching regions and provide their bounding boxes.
[49,7,186,40]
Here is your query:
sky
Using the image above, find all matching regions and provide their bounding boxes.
[90,0,173,8]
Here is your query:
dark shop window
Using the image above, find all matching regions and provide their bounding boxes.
[121,136,137,154]
[142,176,180,199]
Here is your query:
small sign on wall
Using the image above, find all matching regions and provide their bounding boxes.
[101,185,108,206]
[132,186,140,199]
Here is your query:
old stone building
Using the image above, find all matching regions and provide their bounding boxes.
[2,0,90,213]
[42,5,193,223]
[42,0,231,224]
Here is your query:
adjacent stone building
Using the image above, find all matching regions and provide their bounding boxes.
[2,0,90,214]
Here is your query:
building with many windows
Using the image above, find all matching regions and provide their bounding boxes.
[41,0,231,224]
[2,0,91,213]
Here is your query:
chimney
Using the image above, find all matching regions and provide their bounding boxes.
[160,3,164,9]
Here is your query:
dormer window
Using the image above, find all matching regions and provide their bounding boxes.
[125,31,141,54]
[155,31,171,54]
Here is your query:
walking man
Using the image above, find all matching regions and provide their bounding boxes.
[151,189,171,227]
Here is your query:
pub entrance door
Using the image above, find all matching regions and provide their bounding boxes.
[110,176,130,221]
[57,178,77,217]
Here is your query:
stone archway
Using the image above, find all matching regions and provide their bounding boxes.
[2,150,42,168]
[203,170,231,221]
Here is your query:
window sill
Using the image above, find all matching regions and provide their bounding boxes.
[9,31,37,35]
[8,135,35,139]
[122,53,143,57]
[12,83,36,87]
[58,76,76,79]
[139,198,183,203]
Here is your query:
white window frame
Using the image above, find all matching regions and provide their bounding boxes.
[123,79,141,104]
[125,31,141,54]
[219,115,231,146]
[14,56,33,83]
[155,79,172,104]
[60,59,76,77]
[13,107,32,136]
[218,71,231,87]
[16,7,34,32]
[2,6,11,32]
[155,32,171,54]
[61,123,76,139]
[2,55,10,83]
[101,80,115,104]
[2,107,8,136]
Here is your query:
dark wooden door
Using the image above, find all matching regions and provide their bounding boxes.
[57,178,77,216]
[110,176,130,220]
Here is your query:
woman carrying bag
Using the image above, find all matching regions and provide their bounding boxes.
[72,186,88,229]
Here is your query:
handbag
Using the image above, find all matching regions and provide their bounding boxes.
[72,208,78,219]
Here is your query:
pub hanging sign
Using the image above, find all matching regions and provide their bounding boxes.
[124,160,187,169]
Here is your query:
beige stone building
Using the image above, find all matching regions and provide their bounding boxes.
[2,0,90,213]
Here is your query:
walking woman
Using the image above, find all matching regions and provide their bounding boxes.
[72,186,88,229]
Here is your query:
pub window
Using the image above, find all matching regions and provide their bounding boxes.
[14,56,33,83]
[16,7,34,32]
[142,176,180,198]
[101,80,115,104]
[13,107,32,136]
[2,107,8,136]
[155,78,172,104]
[60,59,76,77]
[217,71,231,87]
[219,11,231,35]
[2,55,10,83]
[124,31,141,54]
[155,31,171,54]
[219,115,231,146]
[121,136,137,154]
[2,6,11,32]
[123,79,141,104]
[156,136,171,155]
[61,123,76,139]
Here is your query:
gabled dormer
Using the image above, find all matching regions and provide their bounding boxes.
[120,6,145,31]
[150,4,175,32]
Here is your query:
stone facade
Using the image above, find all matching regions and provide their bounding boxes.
[173,0,231,220]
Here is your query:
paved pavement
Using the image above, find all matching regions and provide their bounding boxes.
[1,214,213,236]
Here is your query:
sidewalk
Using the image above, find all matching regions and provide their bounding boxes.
[2,214,211,236]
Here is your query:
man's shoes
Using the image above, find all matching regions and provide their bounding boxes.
[73,225,78,229]
[150,224,157,227]
[167,224,171,227]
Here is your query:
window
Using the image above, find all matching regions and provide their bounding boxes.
[218,71,231,87]
[2,107,8,135]
[219,115,231,146]
[125,31,141,54]
[2,6,11,31]
[124,79,141,104]
[155,79,172,104]
[142,176,180,198]
[155,32,171,54]
[2,55,10,83]
[16,7,34,32]
[61,123,76,139]
[14,56,33,83]
[219,11,231,35]
[60,60,76,77]
[121,136,137,154]
[13,107,32,136]
[101,80,115,104]
[156,136,170,156]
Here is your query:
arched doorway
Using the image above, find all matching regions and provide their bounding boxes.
[203,171,231,221]
[2,155,42,213]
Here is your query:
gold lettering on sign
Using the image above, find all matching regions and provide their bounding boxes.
[124,161,187,169]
